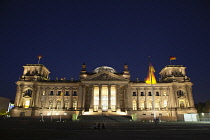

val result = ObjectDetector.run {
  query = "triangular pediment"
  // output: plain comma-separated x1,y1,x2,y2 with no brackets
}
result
83,71,127,81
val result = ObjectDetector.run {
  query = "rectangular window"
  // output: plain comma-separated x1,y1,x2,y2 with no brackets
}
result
156,92,159,96
65,91,70,96
50,91,54,96
132,92,137,96
24,100,30,108
73,91,77,96
140,92,144,96
132,100,137,110
57,91,61,96
148,92,152,96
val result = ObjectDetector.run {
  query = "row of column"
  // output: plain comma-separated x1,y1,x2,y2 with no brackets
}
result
89,85,120,111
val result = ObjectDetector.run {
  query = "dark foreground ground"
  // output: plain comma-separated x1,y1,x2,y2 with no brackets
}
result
1,119,210,140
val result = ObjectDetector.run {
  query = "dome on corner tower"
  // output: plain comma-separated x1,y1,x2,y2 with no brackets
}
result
93,66,117,73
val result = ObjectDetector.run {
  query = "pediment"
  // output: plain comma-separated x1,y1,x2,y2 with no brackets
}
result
83,72,126,81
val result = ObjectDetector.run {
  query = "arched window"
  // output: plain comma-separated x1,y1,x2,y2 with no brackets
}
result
24,89,32,97
56,100,61,109
64,101,69,109
177,90,184,97
73,100,77,110
49,100,53,109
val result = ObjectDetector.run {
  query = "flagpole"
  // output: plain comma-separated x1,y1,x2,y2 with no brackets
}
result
151,72,156,121
148,56,156,121
38,58,40,64
37,55,42,64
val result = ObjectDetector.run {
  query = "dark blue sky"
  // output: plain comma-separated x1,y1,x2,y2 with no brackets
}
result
0,0,210,103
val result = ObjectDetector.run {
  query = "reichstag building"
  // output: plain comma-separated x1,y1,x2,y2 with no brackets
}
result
11,63,197,121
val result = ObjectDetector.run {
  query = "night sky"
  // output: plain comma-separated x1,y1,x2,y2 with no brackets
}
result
1,0,210,103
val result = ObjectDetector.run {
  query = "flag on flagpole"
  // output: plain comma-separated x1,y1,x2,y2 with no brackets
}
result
38,55,42,64
170,56,176,60
38,55,42,59
145,62,157,84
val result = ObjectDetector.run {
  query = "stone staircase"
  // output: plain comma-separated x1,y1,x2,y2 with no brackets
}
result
77,115,132,122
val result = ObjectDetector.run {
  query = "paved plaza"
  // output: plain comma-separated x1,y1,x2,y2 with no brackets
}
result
1,119,210,140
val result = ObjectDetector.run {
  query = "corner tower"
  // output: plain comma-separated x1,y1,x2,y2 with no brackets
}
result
20,64,50,81
159,65,190,82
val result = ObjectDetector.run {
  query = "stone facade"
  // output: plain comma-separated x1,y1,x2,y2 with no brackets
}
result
11,63,197,121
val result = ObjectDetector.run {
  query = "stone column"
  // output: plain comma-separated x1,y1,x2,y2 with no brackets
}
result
137,88,140,110
172,86,179,108
108,85,111,112
186,85,195,108
53,88,57,109
61,87,65,109
45,88,49,108
89,85,94,112
31,86,36,107
35,86,41,108
116,85,121,112
169,87,176,108
98,85,102,112
14,86,21,107
144,88,147,109
82,85,86,110
69,87,73,109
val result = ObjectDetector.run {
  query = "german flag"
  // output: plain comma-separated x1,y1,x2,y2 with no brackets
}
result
170,56,176,60
38,55,42,59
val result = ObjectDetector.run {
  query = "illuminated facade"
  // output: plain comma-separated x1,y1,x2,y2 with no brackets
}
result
12,63,197,121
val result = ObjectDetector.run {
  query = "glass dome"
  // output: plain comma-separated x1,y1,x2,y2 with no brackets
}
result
93,66,117,73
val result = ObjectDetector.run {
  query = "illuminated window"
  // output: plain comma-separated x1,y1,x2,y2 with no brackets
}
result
180,101,185,108
132,100,137,110
42,91,45,96
49,100,53,109
111,86,116,111
24,100,30,108
93,87,99,111
140,101,144,109
73,100,77,110
64,102,69,109
163,92,167,96
164,100,167,108
155,101,160,109
101,86,108,111
148,101,152,109
56,100,61,109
